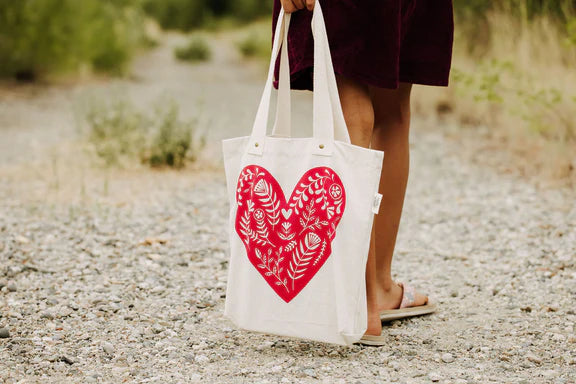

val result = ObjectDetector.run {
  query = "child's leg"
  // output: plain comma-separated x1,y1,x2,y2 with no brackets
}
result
368,82,429,311
335,74,382,336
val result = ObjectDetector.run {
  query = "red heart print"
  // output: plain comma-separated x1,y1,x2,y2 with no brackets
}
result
235,165,346,303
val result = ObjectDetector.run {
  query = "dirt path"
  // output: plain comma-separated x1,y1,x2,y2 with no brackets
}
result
0,29,574,384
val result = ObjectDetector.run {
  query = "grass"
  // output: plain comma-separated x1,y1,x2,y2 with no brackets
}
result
412,8,576,183
74,90,206,169
235,19,272,60
175,34,212,62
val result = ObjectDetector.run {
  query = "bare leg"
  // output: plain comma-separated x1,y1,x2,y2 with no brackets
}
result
368,82,428,311
335,74,382,336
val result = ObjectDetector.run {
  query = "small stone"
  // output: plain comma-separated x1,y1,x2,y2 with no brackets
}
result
551,333,565,342
184,354,195,362
59,307,73,318
60,356,75,365
302,368,317,378
428,372,442,382
192,341,208,350
0,328,10,338
410,370,426,378
47,298,59,306
102,342,114,355
68,302,80,311
7,283,17,292
442,352,455,363
195,354,209,364
256,341,274,351
450,290,459,297
526,353,542,364
151,286,165,294
539,369,557,378
15,235,30,244
41,312,55,320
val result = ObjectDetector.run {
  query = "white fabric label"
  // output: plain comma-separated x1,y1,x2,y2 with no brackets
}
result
372,192,383,214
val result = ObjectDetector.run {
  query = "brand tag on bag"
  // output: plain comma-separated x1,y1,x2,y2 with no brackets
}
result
372,192,383,214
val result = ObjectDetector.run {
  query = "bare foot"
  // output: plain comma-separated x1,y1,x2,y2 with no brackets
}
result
377,280,429,312
365,307,383,336
364,281,430,337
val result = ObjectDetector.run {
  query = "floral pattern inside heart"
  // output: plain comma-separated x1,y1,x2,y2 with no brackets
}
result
235,165,346,303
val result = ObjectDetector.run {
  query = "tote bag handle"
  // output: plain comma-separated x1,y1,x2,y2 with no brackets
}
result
248,0,351,157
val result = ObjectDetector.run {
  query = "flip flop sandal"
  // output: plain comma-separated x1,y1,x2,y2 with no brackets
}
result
356,333,388,347
355,282,437,346
379,281,437,322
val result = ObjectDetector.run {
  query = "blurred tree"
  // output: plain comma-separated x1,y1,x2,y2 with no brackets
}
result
0,0,146,80
454,0,575,21
140,0,273,31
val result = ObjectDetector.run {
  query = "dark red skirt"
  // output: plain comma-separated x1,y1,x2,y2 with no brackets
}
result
272,0,454,91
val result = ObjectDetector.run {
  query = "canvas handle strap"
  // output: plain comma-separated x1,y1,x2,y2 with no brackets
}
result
249,0,351,156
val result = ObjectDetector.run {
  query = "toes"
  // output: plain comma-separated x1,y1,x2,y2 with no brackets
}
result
419,292,429,306
413,291,429,307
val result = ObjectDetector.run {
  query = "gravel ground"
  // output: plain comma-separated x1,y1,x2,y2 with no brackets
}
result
1,31,575,384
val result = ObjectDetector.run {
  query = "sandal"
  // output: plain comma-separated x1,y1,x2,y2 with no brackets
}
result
379,281,437,322
355,281,437,346
356,333,387,346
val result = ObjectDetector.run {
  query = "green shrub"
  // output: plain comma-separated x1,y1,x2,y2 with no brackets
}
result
141,0,210,32
237,33,270,59
75,91,205,168
140,0,273,31
175,35,212,62
144,99,201,168
454,0,575,21
235,20,272,60
454,0,576,51
0,0,147,80
80,93,148,167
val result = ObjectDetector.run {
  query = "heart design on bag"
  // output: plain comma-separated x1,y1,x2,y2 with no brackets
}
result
235,165,346,303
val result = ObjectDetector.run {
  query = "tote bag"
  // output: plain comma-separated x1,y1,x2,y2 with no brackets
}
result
221,0,384,346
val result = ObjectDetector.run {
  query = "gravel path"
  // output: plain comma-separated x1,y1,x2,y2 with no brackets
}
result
0,30,574,384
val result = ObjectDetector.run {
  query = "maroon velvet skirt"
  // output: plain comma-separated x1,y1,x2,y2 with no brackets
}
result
272,0,454,91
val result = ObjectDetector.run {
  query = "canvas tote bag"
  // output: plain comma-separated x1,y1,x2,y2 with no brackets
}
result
221,0,384,345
